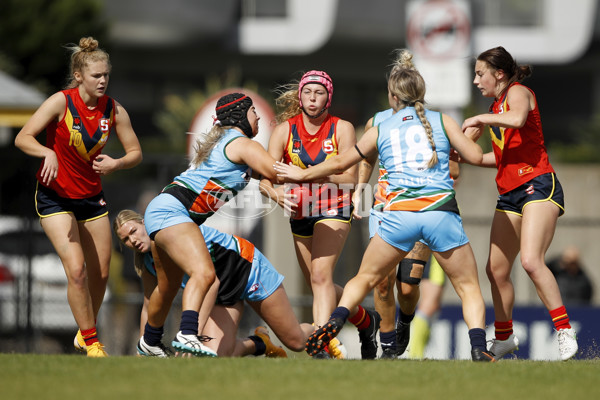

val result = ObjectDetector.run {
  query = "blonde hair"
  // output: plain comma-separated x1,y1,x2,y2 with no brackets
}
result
388,49,437,168
191,125,227,168
274,82,302,123
64,36,111,89
113,209,145,277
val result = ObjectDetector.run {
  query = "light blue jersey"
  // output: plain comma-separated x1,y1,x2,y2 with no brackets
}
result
163,128,252,223
377,107,457,212
371,108,394,127
142,224,283,304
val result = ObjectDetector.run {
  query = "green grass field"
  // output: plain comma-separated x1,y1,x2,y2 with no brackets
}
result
1,354,599,400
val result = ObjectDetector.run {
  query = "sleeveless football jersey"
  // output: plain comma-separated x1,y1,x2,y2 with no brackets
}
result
142,225,254,305
36,88,114,198
377,107,458,213
370,109,394,211
281,113,351,214
489,83,554,194
163,128,251,224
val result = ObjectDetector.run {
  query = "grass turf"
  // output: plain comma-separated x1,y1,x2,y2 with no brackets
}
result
1,354,599,400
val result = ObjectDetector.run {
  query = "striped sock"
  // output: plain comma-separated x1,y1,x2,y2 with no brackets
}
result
81,327,99,346
494,320,513,341
550,306,572,330
348,305,370,331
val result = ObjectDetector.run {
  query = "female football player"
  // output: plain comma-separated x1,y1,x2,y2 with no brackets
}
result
260,71,380,359
462,46,577,360
114,210,313,357
14,36,142,357
275,50,495,362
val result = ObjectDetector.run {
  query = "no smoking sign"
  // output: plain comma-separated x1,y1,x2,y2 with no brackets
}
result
407,0,471,59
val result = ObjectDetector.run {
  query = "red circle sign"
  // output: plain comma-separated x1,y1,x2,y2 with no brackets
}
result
407,0,471,59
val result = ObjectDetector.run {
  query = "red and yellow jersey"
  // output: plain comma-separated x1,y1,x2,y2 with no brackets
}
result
489,83,554,194
282,113,340,167
37,88,114,199
281,113,351,213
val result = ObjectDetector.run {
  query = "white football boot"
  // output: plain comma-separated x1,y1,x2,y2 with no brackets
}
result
488,334,519,359
557,328,578,361
172,331,218,357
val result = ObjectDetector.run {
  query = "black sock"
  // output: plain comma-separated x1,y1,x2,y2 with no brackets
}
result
248,335,267,356
399,310,415,324
144,323,164,346
468,328,487,351
330,307,350,323
180,310,199,335
380,330,397,351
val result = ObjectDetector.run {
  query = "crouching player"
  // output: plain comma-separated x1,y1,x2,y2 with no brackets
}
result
113,209,314,357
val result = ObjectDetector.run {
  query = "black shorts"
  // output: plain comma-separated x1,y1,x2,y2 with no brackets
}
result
35,182,108,222
290,204,353,238
496,172,565,216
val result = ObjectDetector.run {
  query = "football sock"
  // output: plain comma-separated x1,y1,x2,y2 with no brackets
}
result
468,328,487,351
399,310,415,324
180,310,199,335
550,306,572,330
380,330,396,351
144,323,164,346
494,320,513,341
330,306,350,323
348,305,370,330
409,311,431,359
81,327,99,347
248,335,267,356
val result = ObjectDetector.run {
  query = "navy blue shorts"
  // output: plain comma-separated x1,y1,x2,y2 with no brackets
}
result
290,204,353,238
496,173,565,216
35,182,108,222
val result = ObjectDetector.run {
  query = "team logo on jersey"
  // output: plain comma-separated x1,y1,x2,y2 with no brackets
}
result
525,184,535,195
72,117,82,131
292,139,302,154
518,165,533,176
325,208,338,216
402,115,414,121
322,139,334,154
99,118,110,133
99,198,106,206
249,283,259,293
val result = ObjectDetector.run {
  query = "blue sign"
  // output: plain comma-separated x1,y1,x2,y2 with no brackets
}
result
422,306,599,360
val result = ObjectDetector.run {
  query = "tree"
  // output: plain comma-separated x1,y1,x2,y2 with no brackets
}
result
0,0,108,94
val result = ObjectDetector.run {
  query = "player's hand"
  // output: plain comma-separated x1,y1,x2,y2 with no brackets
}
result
351,188,363,220
282,185,299,218
93,154,120,175
462,117,484,135
273,161,305,182
40,150,58,185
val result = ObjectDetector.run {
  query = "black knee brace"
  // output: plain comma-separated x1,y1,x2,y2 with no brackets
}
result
397,258,426,285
